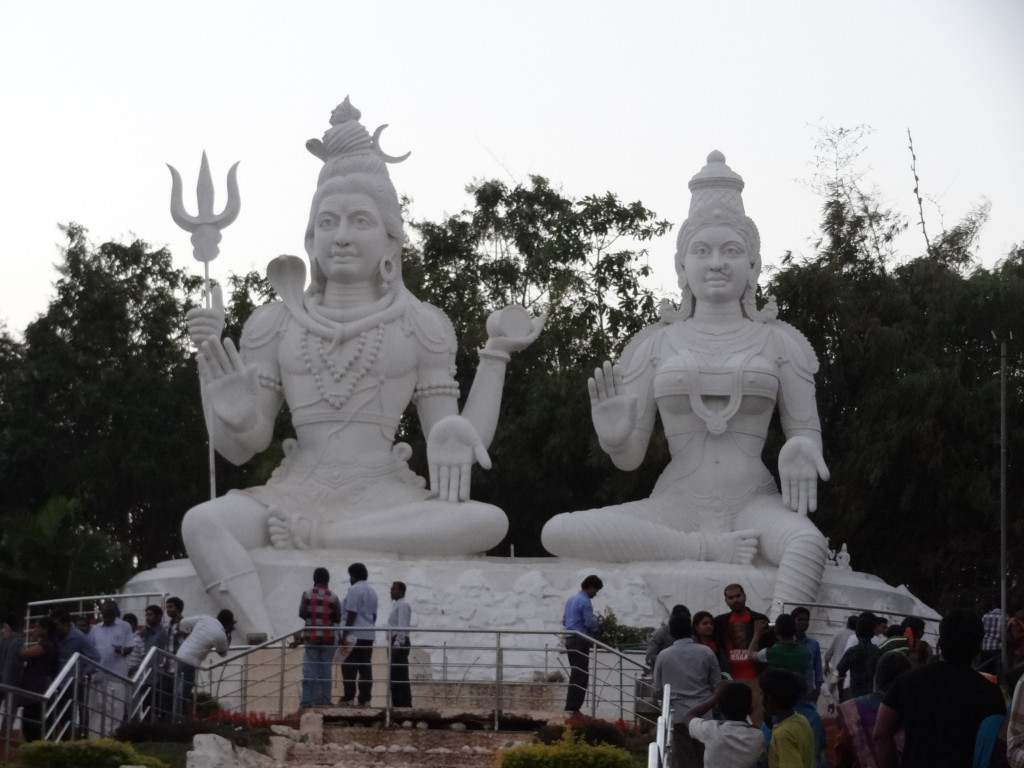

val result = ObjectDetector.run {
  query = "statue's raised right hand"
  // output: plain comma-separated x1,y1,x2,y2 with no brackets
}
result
196,336,259,431
588,361,637,447
186,284,226,348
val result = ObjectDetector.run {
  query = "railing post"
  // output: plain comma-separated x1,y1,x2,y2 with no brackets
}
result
1,689,11,762
589,643,597,719
240,651,250,714
278,642,286,720
385,629,392,729
494,632,502,731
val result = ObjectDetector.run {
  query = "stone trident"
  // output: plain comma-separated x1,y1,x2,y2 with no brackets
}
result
167,152,240,500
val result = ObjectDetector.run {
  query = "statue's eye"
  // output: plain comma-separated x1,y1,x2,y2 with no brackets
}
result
352,213,375,229
691,245,708,257
317,215,337,230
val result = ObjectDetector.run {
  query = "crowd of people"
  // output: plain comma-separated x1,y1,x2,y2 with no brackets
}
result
0,597,234,740
563,577,1024,768
0,561,416,742
8,573,1024,767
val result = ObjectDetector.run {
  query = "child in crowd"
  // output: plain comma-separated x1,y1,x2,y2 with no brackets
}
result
760,668,813,768
682,680,765,767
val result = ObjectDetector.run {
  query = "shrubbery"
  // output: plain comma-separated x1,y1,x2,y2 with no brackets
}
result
116,712,271,752
498,730,633,768
15,738,168,768
596,609,654,649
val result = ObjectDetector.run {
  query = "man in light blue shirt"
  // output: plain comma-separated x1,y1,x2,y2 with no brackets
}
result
338,562,378,706
562,574,603,712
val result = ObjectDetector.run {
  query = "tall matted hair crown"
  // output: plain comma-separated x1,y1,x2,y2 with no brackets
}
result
305,96,410,187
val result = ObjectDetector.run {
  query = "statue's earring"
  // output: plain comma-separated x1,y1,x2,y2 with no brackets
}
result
380,255,396,283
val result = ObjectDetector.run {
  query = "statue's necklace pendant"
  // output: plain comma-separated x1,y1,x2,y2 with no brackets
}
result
301,324,386,409
706,414,728,435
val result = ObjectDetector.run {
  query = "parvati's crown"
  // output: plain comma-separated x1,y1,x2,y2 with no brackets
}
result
687,150,745,218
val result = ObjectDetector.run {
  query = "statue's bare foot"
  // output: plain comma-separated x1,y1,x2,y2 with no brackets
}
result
704,529,758,565
268,506,311,550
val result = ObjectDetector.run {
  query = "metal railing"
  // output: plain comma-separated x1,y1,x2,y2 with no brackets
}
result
25,592,169,627
0,623,655,759
200,626,652,730
647,684,672,768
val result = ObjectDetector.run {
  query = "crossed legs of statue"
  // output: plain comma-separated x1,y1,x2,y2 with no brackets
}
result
737,496,828,616
181,496,276,637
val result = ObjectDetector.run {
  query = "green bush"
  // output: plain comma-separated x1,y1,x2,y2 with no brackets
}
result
597,609,654,649
498,730,633,768
116,717,270,752
16,738,168,768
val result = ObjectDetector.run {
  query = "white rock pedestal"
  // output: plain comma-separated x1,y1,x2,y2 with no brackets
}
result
126,549,938,653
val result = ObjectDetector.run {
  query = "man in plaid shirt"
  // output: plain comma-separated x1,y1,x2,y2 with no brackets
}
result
980,603,1003,674
299,567,342,708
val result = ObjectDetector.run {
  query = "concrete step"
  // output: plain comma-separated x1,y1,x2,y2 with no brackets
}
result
272,708,548,768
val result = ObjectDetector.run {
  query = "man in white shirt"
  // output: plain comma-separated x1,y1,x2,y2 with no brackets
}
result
338,563,378,707
387,581,412,707
88,600,135,736
683,680,765,768
173,609,235,715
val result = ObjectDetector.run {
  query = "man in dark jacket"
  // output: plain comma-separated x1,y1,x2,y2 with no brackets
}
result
875,608,1005,768
713,583,769,724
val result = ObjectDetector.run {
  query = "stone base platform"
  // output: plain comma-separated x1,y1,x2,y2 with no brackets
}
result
125,548,939,653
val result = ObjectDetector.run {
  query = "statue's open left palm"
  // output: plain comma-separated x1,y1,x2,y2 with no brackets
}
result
779,436,830,515
428,415,491,503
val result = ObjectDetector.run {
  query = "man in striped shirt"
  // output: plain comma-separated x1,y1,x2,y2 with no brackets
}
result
299,567,342,708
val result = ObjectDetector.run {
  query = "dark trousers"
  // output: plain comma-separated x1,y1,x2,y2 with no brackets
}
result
163,663,196,718
565,636,593,712
341,640,374,704
390,640,412,708
671,723,705,768
20,699,43,742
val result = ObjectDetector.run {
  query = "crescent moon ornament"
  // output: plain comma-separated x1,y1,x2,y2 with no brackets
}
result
371,124,411,164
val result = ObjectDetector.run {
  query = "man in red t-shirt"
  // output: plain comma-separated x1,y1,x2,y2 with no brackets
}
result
713,583,770,724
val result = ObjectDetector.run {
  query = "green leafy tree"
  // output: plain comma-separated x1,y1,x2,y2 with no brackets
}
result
0,224,207,589
767,129,1024,609
401,176,672,553
0,496,130,610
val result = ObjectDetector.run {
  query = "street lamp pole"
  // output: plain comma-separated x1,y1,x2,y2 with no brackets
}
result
997,332,1012,676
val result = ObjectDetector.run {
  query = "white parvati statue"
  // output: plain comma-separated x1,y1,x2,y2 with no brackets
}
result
183,99,544,636
541,151,830,617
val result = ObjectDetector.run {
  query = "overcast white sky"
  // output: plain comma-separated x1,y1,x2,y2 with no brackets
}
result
1,0,1021,335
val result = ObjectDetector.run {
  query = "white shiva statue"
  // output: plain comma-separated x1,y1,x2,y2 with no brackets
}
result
541,151,830,617
183,98,544,635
